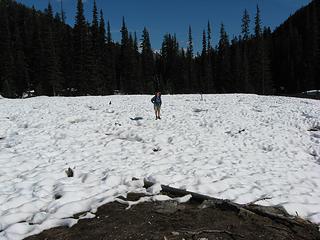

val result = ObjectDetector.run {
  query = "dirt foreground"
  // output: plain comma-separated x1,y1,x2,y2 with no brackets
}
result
26,191,320,240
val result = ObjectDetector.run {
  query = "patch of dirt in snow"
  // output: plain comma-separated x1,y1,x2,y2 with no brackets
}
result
26,193,320,240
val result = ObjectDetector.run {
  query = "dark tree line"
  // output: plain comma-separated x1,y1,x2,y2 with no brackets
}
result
0,0,319,98
272,0,320,93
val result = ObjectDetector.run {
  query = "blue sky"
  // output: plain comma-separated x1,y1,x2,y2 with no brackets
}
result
17,0,311,52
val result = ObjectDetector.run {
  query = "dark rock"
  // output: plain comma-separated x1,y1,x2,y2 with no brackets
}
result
54,193,62,200
65,168,74,178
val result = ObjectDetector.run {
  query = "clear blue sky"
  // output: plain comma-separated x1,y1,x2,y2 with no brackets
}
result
16,0,311,52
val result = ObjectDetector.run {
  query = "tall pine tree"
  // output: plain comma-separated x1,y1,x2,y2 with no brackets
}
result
73,0,89,94
89,0,103,94
43,3,63,96
217,23,231,92
241,9,250,40
254,5,262,39
141,27,154,93
99,10,113,94
186,26,194,93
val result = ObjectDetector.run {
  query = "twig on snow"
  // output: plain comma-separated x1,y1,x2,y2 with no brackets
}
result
244,196,272,206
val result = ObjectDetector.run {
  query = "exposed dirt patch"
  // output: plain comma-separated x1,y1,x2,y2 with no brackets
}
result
26,194,320,240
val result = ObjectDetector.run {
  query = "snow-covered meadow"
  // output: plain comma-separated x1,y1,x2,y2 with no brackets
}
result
0,94,320,239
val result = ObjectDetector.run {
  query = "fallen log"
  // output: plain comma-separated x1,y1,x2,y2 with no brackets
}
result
143,179,240,211
141,178,318,233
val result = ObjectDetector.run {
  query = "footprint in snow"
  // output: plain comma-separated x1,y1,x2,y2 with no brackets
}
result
88,106,98,111
130,117,143,121
302,112,314,119
311,133,320,139
193,108,208,113
153,147,161,152
308,126,320,132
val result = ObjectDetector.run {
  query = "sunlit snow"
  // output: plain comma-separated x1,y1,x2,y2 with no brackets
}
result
0,94,319,239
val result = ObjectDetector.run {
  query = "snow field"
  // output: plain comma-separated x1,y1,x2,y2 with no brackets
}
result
0,94,320,239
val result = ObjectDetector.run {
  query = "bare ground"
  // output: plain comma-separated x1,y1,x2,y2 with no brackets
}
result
26,192,320,240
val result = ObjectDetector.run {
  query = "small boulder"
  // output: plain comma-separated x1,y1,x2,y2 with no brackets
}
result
65,168,74,177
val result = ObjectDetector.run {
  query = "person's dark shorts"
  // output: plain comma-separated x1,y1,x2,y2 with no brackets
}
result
154,104,161,111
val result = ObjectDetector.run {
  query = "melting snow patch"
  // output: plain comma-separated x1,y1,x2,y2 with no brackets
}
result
78,212,96,220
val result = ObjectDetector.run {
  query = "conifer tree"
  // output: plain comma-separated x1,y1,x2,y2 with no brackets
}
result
242,9,250,40
207,21,214,92
200,30,209,93
73,0,89,94
186,25,194,92
58,16,73,95
98,10,106,51
207,21,212,52
254,5,262,39
91,0,99,39
60,0,66,23
45,27,63,96
251,5,272,94
98,10,112,94
202,30,207,56
141,27,154,92
261,29,273,94
30,7,47,95
119,17,131,92
43,3,63,96
160,33,180,92
100,14,115,94
187,26,194,58
107,20,112,44
230,37,241,92
241,9,252,93
132,31,142,92
217,23,231,92
44,2,53,19
89,0,103,94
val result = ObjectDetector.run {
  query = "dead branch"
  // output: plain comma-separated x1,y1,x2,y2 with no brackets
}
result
244,196,272,206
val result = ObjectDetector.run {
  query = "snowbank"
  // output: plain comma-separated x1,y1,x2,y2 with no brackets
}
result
0,94,320,239
304,90,320,94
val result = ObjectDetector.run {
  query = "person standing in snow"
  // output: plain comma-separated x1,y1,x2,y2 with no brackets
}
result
151,91,162,120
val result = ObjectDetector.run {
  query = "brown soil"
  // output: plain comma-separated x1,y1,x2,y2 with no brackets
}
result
26,193,320,240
